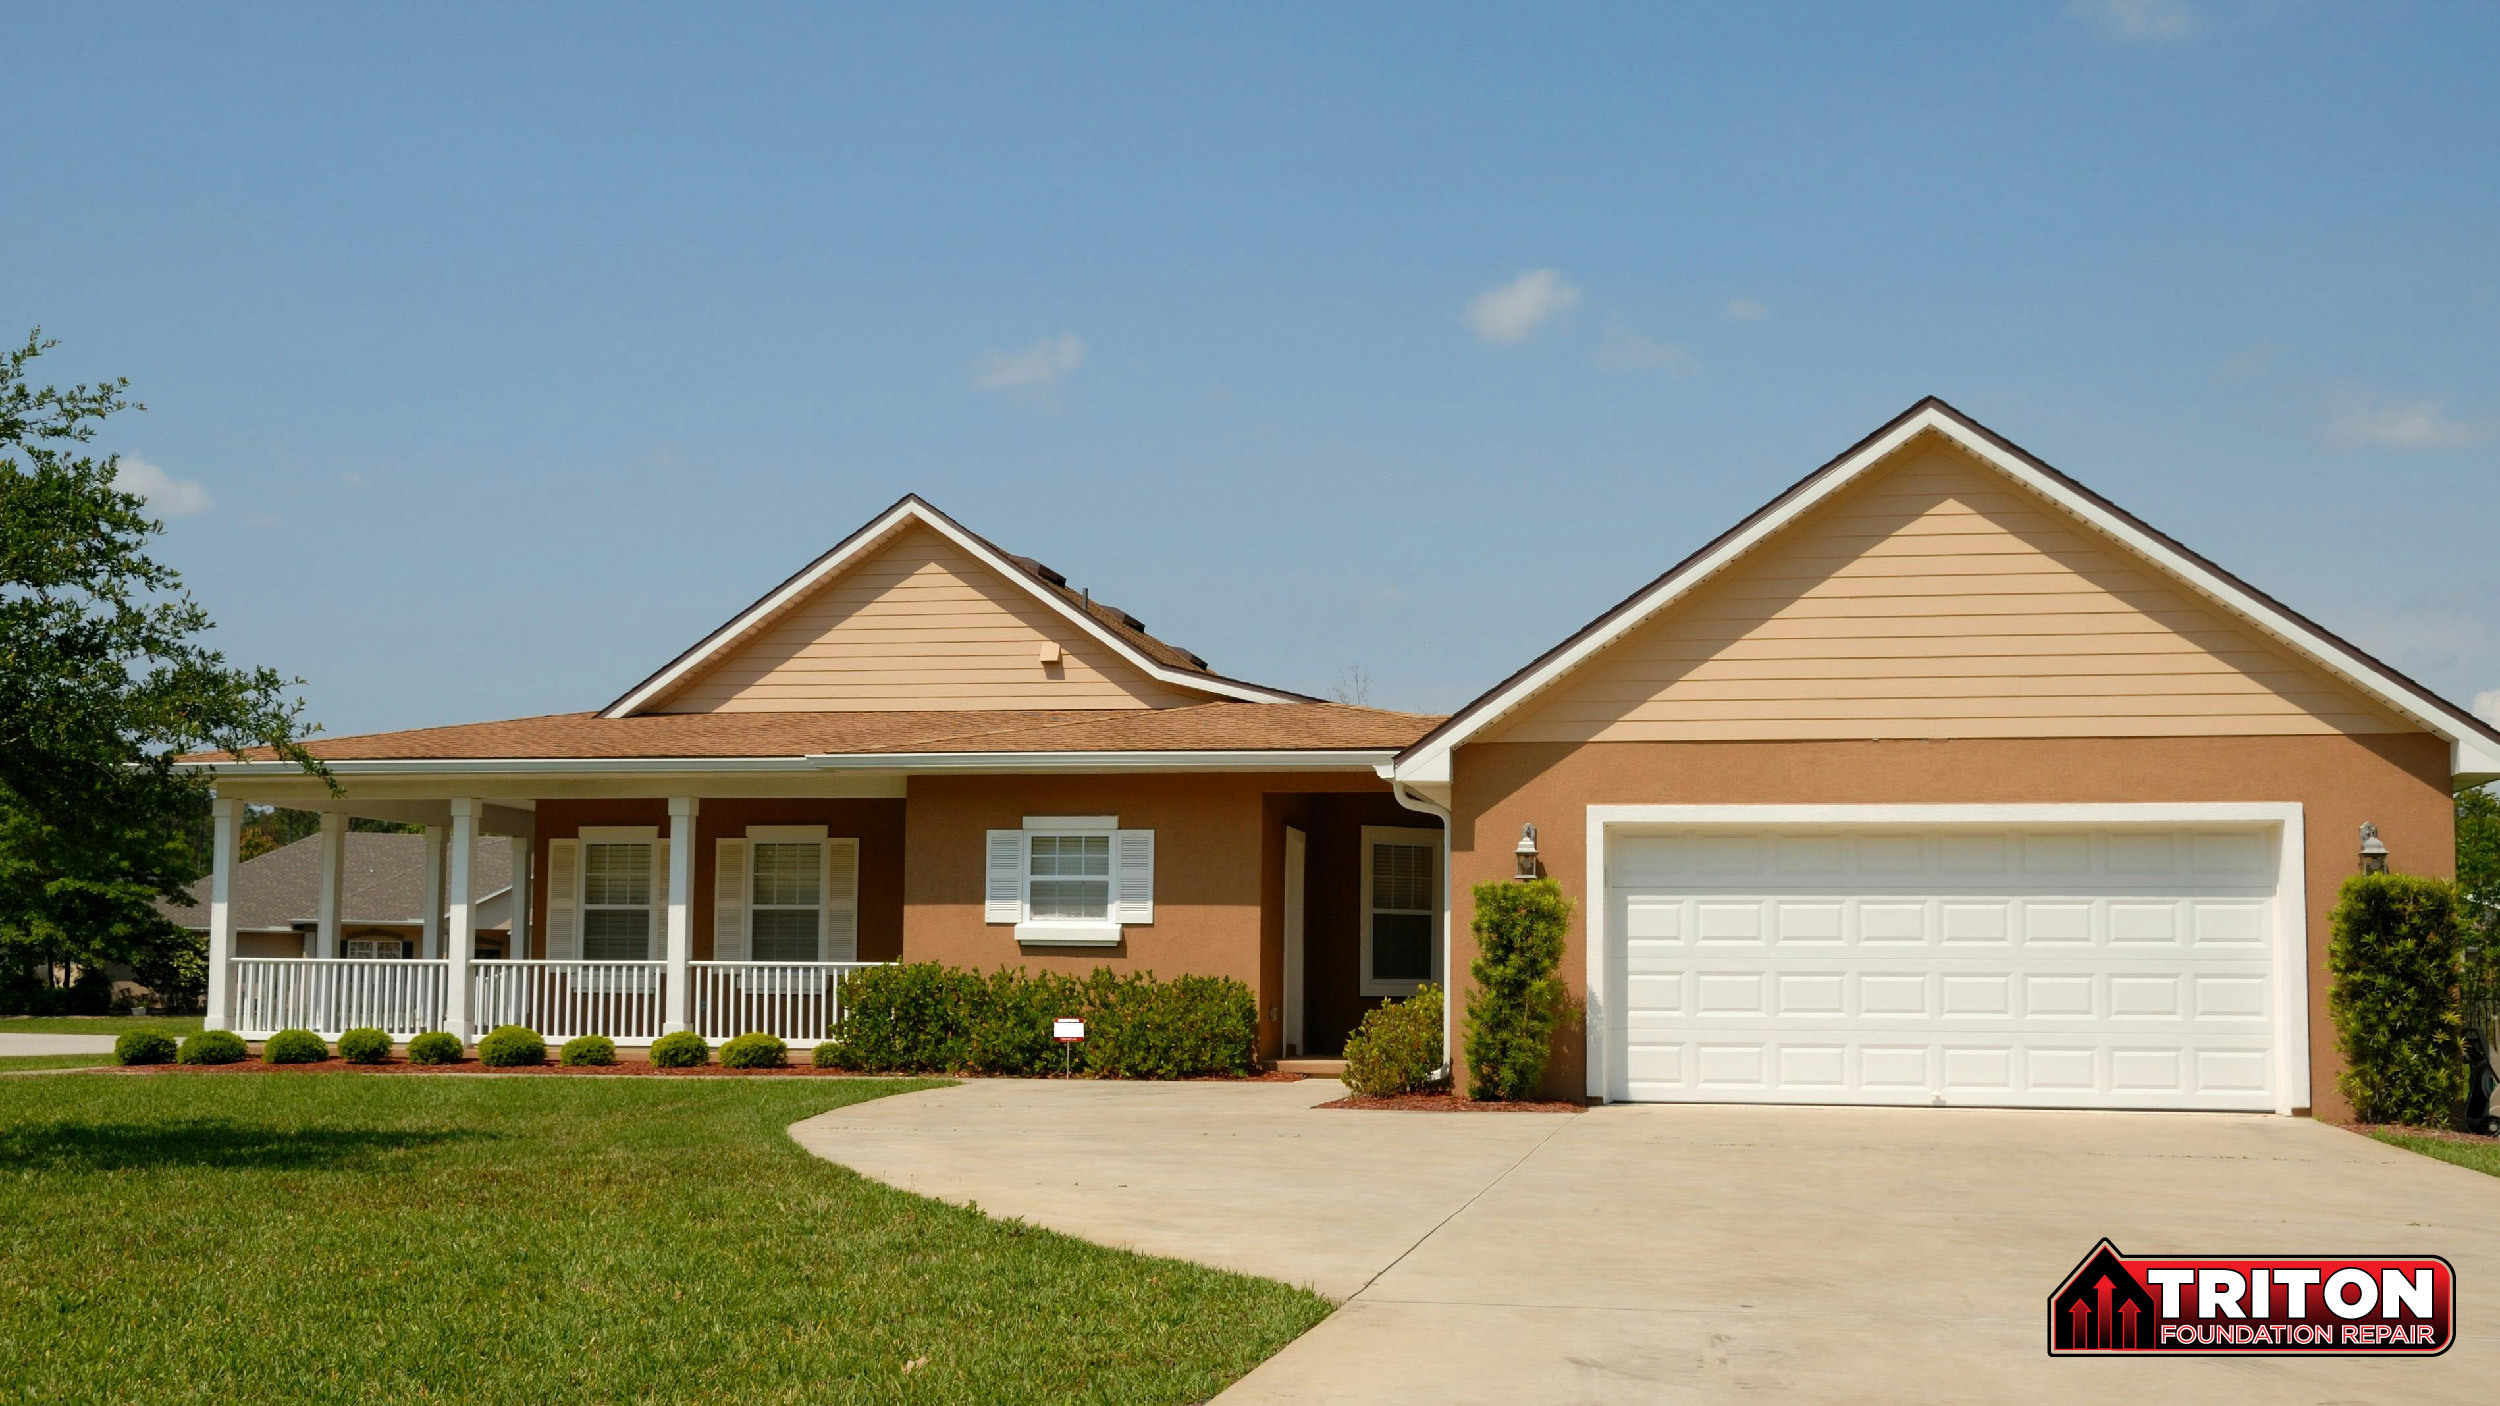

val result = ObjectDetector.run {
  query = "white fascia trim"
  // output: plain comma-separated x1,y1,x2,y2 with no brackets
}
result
808,749,1398,773
1014,922,1122,947
601,499,1301,716
1579,801,2309,1116
1398,404,2497,781
187,756,844,777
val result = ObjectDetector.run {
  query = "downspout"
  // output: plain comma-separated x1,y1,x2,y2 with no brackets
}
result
1384,771,1456,1082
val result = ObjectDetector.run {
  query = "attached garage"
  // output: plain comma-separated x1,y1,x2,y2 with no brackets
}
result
1590,807,2304,1112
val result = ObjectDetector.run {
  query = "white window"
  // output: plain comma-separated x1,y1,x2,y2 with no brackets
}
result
343,936,406,960
1028,833,1112,922
749,839,824,962
580,840,654,961
988,817,1152,947
1361,825,1442,997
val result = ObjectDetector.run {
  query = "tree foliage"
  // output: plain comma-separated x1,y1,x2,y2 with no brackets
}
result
2457,786,2500,1008
1463,877,1572,1101
0,330,323,1003
2328,871,2467,1126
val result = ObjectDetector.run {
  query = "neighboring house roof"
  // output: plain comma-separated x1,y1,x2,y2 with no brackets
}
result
157,832,515,933
1395,396,2500,786
599,495,1313,716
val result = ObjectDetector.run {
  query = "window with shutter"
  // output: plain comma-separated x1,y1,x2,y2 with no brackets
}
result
581,840,654,960
1009,816,1129,947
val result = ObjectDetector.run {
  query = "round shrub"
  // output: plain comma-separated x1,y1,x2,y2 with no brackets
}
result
176,1030,248,1065
811,1041,846,1069
1342,984,1444,1098
404,1031,464,1065
718,1032,787,1069
262,1028,328,1065
476,1025,547,1068
337,1027,394,1064
560,1034,617,1067
647,1030,711,1068
114,1030,177,1066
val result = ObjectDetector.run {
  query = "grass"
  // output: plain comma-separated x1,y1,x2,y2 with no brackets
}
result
0,1055,111,1072
0,1074,1331,1404
2367,1128,2500,1178
0,1015,202,1036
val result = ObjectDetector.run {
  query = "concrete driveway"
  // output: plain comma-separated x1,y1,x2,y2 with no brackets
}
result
0,1034,117,1056
793,1080,2500,1404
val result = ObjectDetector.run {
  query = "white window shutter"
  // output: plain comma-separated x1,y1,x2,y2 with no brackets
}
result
544,839,579,961
825,838,859,962
1114,829,1154,925
713,839,749,962
650,839,671,961
985,830,1023,924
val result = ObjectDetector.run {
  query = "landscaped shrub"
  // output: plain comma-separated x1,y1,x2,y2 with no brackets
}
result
337,1028,394,1064
2331,872,2468,1125
718,1032,788,1069
811,1041,845,1069
404,1031,463,1065
560,1034,617,1067
819,962,1256,1078
1342,984,1442,1097
113,1030,178,1066
648,1030,711,1068
176,1030,248,1065
477,1025,546,1068
1463,878,1573,1102
261,1029,329,1065
1079,970,1257,1079
821,962,981,1072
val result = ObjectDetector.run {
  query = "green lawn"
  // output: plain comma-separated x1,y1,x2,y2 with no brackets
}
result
0,1054,111,1072
0,1074,1331,1404
0,1014,203,1036
2368,1129,2500,1178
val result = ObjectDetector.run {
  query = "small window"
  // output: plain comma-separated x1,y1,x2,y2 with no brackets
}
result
581,841,654,961
750,840,823,962
1361,826,1441,997
343,936,406,960
1027,833,1112,923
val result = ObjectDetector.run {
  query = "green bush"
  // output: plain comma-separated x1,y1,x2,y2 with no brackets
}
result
176,1030,248,1065
261,1029,328,1065
336,1028,394,1064
404,1031,463,1065
819,962,1256,1078
2331,872,2468,1125
477,1025,546,1068
1342,985,1443,1097
1463,878,1573,1102
820,963,981,1072
648,1030,711,1068
1079,970,1258,1079
559,1034,617,1067
113,1030,178,1066
718,1032,788,1069
811,1041,845,1069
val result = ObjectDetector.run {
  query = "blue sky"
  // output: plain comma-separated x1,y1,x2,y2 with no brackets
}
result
5,2,2496,734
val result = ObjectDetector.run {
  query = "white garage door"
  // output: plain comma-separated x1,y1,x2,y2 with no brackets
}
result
1605,824,2284,1111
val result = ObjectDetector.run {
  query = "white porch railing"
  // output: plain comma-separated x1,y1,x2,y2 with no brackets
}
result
471,961,669,1043
230,958,448,1039
690,962,885,1047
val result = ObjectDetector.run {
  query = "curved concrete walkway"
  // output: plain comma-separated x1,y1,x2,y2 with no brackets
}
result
794,1081,2500,1404
0,1034,118,1055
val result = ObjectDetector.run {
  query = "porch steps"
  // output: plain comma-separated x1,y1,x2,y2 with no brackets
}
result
1274,1058,1346,1077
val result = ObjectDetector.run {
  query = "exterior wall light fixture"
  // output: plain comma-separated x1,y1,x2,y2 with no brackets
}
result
1515,822,1540,880
2359,822,2389,875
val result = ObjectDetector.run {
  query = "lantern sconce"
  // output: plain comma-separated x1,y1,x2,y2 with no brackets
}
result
2359,822,2388,875
1514,822,1540,881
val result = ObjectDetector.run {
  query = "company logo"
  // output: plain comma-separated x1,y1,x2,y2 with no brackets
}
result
2047,1239,2452,1356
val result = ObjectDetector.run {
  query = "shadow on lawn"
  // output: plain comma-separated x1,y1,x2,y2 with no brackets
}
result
0,1119,499,1173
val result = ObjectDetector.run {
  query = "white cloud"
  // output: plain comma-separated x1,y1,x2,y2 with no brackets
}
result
2321,395,2494,452
1593,329,1700,375
972,335,1086,390
1464,269,1580,344
2069,0,2205,42
111,455,213,519
1722,296,1769,323
2477,689,2500,727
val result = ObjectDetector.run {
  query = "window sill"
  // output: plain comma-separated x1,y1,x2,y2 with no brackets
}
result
1015,922,1122,948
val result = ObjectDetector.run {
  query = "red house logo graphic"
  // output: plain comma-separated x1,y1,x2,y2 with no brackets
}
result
2046,1239,2453,1357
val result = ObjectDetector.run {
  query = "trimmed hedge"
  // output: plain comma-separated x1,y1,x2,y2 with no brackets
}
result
261,1029,329,1065
560,1034,617,1067
2330,872,2467,1125
1463,878,1572,1102
811,1041,844,1069
176,1030,248,1065
820,963,1257,1078
113,1030,178,1066
337,1028,394,1064
648,1031,711,1068
477,1025,547,1068
719,1032,788,1069
1342,984,1442,1097
405,1031,463,1065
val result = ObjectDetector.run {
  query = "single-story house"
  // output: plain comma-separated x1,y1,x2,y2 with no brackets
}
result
192,398,2499,1120
159,830,515,959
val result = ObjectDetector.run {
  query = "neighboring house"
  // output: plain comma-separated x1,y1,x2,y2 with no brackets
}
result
160,832,515,959
192,399,2500,1122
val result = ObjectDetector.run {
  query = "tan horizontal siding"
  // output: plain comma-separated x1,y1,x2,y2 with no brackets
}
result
1495,434,2410,744
658,525,1205,713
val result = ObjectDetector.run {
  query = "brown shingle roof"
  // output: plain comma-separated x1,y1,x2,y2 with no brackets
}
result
197,703,1440,763
156,832,513,931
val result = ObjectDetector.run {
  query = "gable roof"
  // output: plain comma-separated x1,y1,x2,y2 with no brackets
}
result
156,832,513,933
1394,397,2500,785
601,495,1312,716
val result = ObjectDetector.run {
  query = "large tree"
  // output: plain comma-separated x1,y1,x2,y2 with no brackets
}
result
0,330,324,1005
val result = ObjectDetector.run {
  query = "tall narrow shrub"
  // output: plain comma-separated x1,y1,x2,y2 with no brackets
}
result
2329,872,2466,1126
1463,878,1572,1102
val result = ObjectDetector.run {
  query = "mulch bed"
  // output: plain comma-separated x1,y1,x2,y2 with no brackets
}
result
2351,1122,2500,1147
122,1058,1313,1081
1319,1092,1584,1113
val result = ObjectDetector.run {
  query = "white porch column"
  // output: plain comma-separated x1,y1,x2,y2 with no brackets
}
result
507,834,532,960
204,796,242,1032
420,824,447,959
663,796,697,1034
445,800,479,1041
313,811,347,959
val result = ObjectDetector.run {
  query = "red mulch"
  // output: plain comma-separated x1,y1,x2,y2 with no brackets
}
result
127,1058,1311,1081
1319,1092,1585,1113
2351,1122,2500,1147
